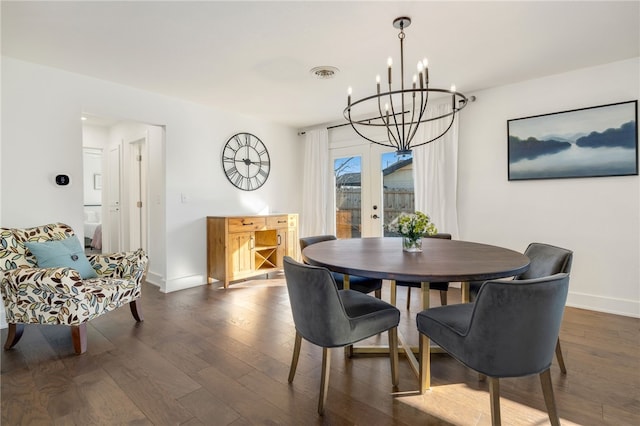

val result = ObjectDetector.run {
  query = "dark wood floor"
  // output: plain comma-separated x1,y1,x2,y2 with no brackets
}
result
2,275,639,425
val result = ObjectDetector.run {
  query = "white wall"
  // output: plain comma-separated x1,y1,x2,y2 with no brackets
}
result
2,56,637,317
1,57,302,296
458,58,640,317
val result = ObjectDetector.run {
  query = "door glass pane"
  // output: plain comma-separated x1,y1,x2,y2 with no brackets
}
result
382,152,415,237
334,156,361,238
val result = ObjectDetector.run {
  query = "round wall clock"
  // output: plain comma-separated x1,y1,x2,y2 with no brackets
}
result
222,132,271,191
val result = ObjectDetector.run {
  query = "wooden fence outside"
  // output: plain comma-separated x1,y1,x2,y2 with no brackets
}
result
336,188,415,237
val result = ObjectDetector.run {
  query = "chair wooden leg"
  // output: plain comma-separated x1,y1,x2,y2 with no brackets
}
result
129,299,144,322
4,323,24,350
406,287,411,310
390,280,397,306
318,347,331,415
388,327,399,386
555,338,567,374
439,290,448,306
419,333,430,393
288,332,302,383
71,323,87,354
489,377,501,426
540,368,561,426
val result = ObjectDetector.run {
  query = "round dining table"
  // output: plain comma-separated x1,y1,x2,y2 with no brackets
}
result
302,236,530,284
301,236,530,389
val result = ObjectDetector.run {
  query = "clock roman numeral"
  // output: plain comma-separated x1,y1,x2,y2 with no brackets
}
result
233,173,244,187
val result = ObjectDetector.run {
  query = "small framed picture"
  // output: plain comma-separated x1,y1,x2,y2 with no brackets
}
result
94,173,102,190
508,100,638,180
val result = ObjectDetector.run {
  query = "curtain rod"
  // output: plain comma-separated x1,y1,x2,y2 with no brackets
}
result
298,122,347,136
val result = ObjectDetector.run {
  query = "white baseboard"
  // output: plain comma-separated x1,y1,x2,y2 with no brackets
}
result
162,274,207,293
567,290,639,318
144,271,164,289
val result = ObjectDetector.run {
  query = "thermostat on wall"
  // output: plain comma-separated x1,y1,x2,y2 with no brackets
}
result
55,174,71,186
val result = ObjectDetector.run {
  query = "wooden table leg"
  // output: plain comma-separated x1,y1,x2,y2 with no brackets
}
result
420,282,430,310
390,280,397,306
461,281,470,303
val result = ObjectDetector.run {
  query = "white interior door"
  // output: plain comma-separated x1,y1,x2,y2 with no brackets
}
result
107,144,122,252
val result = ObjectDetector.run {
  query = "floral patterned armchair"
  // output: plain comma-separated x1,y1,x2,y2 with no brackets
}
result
0,223,148,354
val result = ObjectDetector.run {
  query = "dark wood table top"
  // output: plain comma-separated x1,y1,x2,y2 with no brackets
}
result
302,237,530,282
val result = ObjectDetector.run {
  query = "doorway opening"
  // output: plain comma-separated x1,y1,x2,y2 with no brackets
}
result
332,144,415,238
82,115,159,253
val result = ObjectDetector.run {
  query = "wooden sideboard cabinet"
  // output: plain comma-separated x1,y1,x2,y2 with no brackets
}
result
207,214,299,288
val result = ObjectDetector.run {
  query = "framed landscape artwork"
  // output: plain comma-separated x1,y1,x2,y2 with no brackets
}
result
508,100,638,180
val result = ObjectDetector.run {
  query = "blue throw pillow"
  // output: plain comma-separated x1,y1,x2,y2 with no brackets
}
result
25,236,98,279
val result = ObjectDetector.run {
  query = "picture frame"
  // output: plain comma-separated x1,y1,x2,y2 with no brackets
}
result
93,173,102,190
507,100,638,181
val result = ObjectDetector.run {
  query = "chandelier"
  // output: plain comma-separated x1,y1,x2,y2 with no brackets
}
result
344,17,470,155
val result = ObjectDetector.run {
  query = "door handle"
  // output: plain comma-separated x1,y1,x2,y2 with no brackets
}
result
372,214,379,219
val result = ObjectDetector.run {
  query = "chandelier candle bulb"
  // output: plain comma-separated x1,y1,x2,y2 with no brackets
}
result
376,75,381,94
387,57,393,84
347,86,352,105
424,59,429,84
450,85,456,110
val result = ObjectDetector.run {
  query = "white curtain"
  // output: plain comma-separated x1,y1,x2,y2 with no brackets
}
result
413,103,460,239
301,128,333,237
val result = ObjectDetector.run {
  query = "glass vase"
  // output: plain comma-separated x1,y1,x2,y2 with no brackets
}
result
402,236,423,252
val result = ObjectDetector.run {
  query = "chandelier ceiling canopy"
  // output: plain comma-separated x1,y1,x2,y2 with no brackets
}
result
344,17,473,155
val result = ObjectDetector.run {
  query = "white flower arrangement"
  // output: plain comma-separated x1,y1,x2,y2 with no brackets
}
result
387,211,437,242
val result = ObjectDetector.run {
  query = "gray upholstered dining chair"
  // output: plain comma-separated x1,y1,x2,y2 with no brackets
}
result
299,235,383,298
417,273,570,426
283,256,400,415
394,233,452,309
469,242,573,373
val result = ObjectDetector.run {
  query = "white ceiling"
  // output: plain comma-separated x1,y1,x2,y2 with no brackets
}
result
3,1,639,129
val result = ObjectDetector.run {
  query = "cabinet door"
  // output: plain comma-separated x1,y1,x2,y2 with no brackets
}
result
229,232,254,276
275,228,287,267
276,227,299,267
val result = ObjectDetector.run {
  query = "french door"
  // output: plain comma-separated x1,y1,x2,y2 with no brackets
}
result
332,143,415,238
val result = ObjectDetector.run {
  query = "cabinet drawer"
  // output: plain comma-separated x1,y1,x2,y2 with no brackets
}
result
267,215,290,228
229,217,266,233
